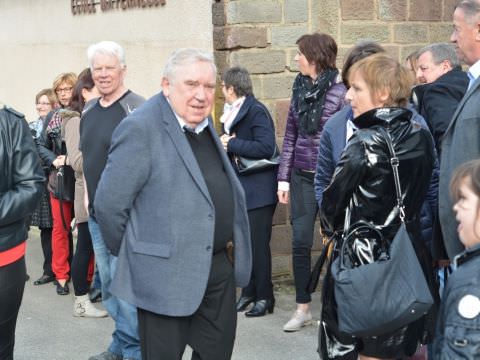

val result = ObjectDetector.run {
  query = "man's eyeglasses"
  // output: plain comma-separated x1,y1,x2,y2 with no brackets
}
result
56,87,73,94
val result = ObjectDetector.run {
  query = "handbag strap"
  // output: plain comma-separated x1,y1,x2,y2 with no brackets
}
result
58,154,70,231
377,127,406,223
342,126,406,233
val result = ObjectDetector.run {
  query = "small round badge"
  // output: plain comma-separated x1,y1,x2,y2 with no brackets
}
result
458,295,480,319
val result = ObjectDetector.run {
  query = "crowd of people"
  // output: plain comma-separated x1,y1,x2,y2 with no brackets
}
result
2,0,480,359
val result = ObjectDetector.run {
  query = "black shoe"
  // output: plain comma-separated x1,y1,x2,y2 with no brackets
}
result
25,274,30,282
89,288,102,303
245,299,275,317
34,274,55,286
236,296,255,312
56,282,69,295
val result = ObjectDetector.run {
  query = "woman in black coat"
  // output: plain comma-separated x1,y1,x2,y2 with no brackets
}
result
320,54,437,359
220,67,278,317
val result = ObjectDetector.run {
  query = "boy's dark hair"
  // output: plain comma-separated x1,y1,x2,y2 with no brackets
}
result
341,41,385,88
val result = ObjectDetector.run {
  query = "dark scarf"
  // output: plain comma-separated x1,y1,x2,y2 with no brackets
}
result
293,68,339,135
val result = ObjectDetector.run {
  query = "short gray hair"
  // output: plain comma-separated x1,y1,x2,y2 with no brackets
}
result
222,66,253,97
163,48,216,83
456,0,480,24
87,41,126,70
417,42,460,68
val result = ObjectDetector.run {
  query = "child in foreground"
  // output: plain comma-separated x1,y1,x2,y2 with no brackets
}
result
433,159,480,359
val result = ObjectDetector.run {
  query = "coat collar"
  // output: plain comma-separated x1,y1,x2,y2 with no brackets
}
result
454,243,480,267
352,107,412,129
228,95,255,131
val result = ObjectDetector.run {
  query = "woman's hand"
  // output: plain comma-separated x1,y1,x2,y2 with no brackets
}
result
277,190,289,204
52,155,66,169
220,133,236,151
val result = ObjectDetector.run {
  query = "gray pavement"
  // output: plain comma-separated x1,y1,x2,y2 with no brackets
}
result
14,230,321,360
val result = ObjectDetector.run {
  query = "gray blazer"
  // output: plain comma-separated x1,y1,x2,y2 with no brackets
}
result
94,92,252,316
439,78,480,259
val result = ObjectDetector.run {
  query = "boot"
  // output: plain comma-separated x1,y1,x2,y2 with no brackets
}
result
74,295,108,318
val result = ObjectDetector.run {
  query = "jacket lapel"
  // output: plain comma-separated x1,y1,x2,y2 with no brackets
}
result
158,94,213,207
444,77,480,135
207,121,245,207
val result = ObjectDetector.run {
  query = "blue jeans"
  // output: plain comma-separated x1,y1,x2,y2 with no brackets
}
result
88,217,140,360
92,266,101,290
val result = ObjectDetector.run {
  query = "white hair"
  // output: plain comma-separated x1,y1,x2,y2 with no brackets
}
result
163,48,216,83
87,41,126,70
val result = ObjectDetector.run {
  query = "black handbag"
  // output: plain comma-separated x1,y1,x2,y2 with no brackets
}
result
232,103,280,175
331,127,434,338
47,141,75,203
49,165,75,202
234,145,280,175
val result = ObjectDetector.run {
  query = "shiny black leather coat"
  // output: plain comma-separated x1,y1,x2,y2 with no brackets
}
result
0,107,44,252
321,107,435,233
320,108,438,357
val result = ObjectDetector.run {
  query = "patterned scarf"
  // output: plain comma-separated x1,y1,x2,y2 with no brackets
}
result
46,109,63,135
293,68,339,135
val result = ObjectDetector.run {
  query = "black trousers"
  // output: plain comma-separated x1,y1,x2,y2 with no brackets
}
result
71,222,94,296
242,204,276,300
40,228,53,277
290,169,318,304
137,252,236,360
0,257,26,360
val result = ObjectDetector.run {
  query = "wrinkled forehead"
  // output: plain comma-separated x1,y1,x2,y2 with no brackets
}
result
173,60,216,84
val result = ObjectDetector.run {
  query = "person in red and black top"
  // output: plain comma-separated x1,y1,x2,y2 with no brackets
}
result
0,105,44,359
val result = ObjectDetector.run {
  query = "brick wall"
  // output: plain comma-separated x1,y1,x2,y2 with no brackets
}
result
212,0,455,275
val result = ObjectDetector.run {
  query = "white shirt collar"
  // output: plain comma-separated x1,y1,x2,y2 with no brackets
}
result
468,59,480,81
220,96,246,134
166,98,209,134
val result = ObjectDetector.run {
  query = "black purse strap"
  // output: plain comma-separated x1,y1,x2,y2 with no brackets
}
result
377,127,406,223
58,154,70,231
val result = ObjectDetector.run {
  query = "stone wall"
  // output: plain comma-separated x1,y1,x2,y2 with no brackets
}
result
212,0,455,275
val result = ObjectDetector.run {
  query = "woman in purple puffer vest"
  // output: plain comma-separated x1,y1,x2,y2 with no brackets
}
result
277,32,346,332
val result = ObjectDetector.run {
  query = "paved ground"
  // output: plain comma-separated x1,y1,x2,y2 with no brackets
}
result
14,230,322,360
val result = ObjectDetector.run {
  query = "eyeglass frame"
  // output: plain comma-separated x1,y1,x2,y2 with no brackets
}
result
55,87,73,95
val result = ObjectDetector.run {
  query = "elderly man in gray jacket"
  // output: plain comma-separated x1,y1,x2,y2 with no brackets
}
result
94,48,252,360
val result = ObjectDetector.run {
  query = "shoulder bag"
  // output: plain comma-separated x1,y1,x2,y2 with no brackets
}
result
47,141,75,203
331,127,433,337
234,145,280,175
233,104,280,175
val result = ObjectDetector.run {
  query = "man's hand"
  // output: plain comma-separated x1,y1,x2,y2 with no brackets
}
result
277,190,289,204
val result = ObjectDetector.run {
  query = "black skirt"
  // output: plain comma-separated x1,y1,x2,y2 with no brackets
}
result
30,186,52,229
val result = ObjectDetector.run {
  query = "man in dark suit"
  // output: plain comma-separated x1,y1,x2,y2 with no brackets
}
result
94,48,252,360
414,42,469,155
440,0,480,260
